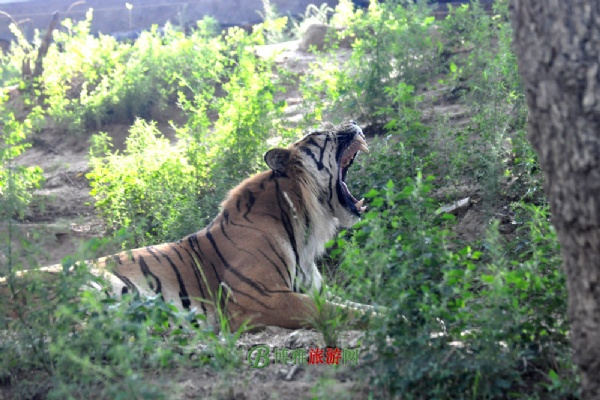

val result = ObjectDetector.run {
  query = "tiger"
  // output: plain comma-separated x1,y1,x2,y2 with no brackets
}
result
0,121,374,332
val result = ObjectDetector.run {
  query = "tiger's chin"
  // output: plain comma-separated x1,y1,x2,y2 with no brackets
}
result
336,209,362,229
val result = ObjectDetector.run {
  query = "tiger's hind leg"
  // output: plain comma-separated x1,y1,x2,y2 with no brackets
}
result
226,291,376,332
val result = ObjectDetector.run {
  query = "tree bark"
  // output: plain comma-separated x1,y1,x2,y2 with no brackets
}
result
509,1,600,398
32,11,61,79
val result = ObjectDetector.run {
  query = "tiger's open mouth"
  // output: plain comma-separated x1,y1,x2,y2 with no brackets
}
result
338,134,369,216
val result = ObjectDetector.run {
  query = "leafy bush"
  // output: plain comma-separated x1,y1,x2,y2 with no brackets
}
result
301,0,441,124
0,91,45,224
0,21,36,86
88,119,200,246
438,0,529,204
332,175,573,399
41,12,225,134
88,24,290,247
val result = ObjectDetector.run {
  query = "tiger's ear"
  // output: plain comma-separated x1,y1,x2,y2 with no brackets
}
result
264,148,290,173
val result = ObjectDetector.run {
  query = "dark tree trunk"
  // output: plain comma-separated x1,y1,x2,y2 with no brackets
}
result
32,12,61,79
509,1,600,398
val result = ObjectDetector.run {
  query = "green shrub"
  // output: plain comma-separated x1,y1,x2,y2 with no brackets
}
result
88,24,291,247
437,0,530,205
42,12,225,134
0,21,36,86
332,175,574,398
88,119,201,247
201,25,290,197
301,0,440,124
0,101,44,223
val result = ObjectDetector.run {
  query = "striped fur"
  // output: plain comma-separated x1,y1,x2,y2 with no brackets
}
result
1,122,373,331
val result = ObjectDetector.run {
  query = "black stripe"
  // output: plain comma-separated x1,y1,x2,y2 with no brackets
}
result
205,229,270,297
114,272,139,295
237,210,280,222
327,173,335,211
219,219,260,258
243,190,256,221
305,137,320,147
146,246,162,263
302,137,329,170
300,147,322,169
258,248,289,287
303,211,312,244
264,289,298,294
228,286,272,310
265,240,293,285
228,219,293,286
318,136,330,168
169,243,184,262
220,219,232,241
181,246,209,315
274,179,301,268
151,246,192,310
223,209,230,224
138,255,162,296
188,234,223,285
111,254,122,265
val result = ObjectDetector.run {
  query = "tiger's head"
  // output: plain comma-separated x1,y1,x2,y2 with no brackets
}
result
264,121,368,228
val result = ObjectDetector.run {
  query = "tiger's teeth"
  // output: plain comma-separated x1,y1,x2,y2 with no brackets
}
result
355,198,364,208
355,137,369,153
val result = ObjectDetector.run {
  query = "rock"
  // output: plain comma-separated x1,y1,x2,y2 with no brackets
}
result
435,197,471,215
298,24,354,52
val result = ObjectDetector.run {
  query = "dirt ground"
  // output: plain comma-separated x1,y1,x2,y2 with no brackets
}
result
2,38,508,399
